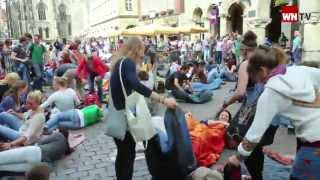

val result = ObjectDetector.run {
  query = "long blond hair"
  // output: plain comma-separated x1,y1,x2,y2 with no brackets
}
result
0,73,20,86
27,90,43,105
112,37,144,68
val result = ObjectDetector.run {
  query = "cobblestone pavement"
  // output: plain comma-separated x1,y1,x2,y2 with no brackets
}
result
50,83,296,180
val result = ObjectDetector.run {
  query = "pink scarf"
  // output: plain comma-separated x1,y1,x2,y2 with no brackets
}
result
262,64,287,84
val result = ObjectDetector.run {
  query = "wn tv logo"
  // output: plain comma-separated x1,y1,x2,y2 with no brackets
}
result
281,5,312,23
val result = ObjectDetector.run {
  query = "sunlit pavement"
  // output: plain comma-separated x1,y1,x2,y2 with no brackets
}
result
50,83,296,180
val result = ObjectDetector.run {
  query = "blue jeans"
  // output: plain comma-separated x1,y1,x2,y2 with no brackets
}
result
291,146,320,179
89,73,103,102
203,48,211,63
32,63,44,90
293,48,302,64
215,51,222,64
191,78,223,92
271,115,294,128
15,62,30,85
46,110,81,132
0,112,22,141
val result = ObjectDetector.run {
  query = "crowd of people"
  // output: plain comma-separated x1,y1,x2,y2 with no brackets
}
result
0,27,317,180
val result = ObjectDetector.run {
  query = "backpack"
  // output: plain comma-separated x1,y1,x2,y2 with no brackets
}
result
84,92,101,107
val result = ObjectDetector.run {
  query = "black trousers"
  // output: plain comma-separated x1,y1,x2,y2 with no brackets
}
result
244,126,278,180
114,132,136,180
114,132,158,180
244,145,264,180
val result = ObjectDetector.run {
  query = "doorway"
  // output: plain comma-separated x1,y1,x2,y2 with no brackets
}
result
227,3,243,34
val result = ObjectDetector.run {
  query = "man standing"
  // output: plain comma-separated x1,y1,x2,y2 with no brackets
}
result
292,31,302,64
11,37,30,83
29,35,46,90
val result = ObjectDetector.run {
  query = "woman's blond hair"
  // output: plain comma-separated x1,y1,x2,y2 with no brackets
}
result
27,90,43,104
0,73,20,86
112,37,144,68
53,76,68,87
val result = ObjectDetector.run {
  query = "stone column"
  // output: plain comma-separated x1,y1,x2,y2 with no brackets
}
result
219,17,228,36
300,0,320,62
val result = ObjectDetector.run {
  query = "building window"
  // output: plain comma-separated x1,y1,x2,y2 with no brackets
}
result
68,23,72,36
45,27,49,38
38,27,43,38
125,0,132,11
37,1,47,20
59,3,67,21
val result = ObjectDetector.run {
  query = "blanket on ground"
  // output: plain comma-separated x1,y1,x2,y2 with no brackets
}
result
186,114,226,167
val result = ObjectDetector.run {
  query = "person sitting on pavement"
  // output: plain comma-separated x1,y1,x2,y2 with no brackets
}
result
0,80,28,113
0,73,21,102
43,105,103,134
0,91,45,146
191,61,208,84
165,64,192,99
207,59,237,83
41,76,80,116
0,128,73,173
167,58,180,77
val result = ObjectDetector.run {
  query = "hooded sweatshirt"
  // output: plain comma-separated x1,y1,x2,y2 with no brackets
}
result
239,66,320,156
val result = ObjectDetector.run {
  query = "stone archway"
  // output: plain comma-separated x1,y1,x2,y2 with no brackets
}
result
265,1,283,43
227,3,244,34
193,7,203,25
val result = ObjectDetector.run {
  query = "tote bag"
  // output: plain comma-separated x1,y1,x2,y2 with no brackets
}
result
119,59,156,142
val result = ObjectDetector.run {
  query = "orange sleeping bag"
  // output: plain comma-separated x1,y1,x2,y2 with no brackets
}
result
186,114,227,167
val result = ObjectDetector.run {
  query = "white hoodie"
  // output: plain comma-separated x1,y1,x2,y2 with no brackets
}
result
239,66,320,156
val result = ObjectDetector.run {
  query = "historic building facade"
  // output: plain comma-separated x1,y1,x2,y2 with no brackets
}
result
6,0,73,40
85,0,139,37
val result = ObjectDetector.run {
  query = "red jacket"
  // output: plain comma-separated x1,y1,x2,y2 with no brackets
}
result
77,55,108,79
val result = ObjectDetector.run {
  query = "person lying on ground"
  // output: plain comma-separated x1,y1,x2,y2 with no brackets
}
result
43,105,103,134
0,91,45,146
41,76,80,115
186,110,232,167
0,129,73,173
0,80,28,113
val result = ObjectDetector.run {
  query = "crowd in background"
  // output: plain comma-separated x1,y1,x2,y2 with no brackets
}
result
0,28,313,180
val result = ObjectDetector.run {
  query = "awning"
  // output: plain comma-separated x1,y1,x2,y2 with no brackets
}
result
122,24,178,36
176,25,208,34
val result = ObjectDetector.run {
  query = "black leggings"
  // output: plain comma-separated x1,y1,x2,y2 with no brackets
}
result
114,132,158,180
244,126,278,180
114,132,136,180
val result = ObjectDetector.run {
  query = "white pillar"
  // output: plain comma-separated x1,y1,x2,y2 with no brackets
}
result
300,0,320,62
220,18,227,36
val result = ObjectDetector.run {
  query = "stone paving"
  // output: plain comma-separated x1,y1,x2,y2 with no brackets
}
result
50,83,296,180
